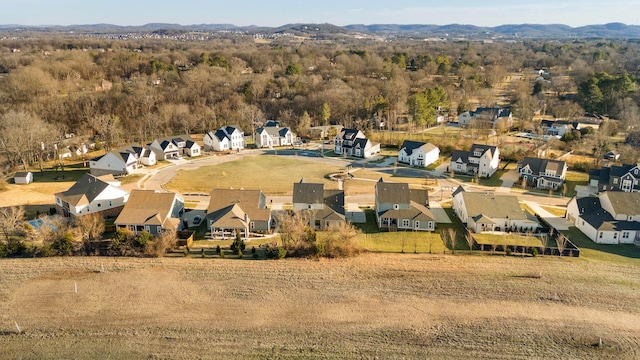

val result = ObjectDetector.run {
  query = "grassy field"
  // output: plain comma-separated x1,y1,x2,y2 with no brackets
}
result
562,227,640,266
166,155,432,195
1,254,639,359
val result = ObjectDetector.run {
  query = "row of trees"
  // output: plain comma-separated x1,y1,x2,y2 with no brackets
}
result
2,35,640,174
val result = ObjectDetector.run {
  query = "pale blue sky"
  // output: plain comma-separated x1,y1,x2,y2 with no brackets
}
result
1,0,638,27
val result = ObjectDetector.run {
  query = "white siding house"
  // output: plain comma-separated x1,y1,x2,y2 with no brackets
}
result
398,141,440,168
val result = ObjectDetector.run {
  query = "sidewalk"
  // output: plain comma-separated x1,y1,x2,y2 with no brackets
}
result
523,200,571,231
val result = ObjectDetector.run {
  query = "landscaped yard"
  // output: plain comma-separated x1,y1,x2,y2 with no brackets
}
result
473,233,543,247
561,227,640,265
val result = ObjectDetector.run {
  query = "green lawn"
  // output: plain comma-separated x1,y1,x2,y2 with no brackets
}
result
473,233,543,247
355,209,448,253
165,155,342,194
119,174,144,184
561,227,640,265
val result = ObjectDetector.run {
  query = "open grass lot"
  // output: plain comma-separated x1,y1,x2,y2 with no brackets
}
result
1,254,639,359
2,165,89,207
166,154,432,195
166,155,341,194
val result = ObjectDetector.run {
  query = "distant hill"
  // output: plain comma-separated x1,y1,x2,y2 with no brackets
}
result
344,22,640,39
1,22,640,39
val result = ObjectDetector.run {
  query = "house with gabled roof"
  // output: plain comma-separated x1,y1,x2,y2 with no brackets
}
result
566,191,640,244
449,144,500,178
398,140,440,168
254,126,296,148
517,157,567,190
334,128,380,158
55,173,129,218
292,179,345,230
204,125,245,151
589,164,640,193
14,171,33,184
114,189,184,235
205,188,272,239
452,187,539,233
149,134,200,160
374,179,436,231
458,106,512,128
89,149,138,177
119,144,156,166
540,120,579,137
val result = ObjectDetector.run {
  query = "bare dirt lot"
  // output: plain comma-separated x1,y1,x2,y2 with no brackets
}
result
1,254,639,359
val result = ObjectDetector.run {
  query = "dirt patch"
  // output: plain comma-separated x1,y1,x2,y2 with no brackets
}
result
0,255,639,359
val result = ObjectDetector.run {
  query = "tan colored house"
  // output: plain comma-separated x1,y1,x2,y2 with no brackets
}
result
114,190,184,235
374,179,436,231
205,189,271,239
292,179,345,230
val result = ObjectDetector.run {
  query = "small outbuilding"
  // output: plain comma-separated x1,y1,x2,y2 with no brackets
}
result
14,171,33,184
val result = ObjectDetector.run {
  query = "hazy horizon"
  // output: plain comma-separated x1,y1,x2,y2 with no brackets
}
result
0,0,638,28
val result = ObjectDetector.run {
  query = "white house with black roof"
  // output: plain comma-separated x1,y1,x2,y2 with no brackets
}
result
449,144,500,178
204,125,245,151
458,106,512,128
566,191,640,244
398,140,440,168
149,134,200,160
517,157,567,190
334,128,380,158
254,125,296,148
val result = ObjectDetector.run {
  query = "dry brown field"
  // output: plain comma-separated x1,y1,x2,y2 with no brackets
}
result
1,254,639,359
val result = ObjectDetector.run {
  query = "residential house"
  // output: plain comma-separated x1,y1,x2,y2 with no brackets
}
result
458,106,512,128
398,140,440,168
517,157,567,190
449,144,500,178
205,189,272,239
292,179,345,230
114,189,184,235
589,164,640,193
204,125,245,151
55,173,129,218
149,135,199,160
566,191,640,244
254,126,296,148
89,150,138,177
540,120,579,137
374,179,436,231
14,171,33,184
334,128,381,158
120,144,156,166
452,187,539,233
183,140,201,157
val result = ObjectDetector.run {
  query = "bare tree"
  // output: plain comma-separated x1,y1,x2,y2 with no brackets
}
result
465,230,475,252
555,234,568,256
75,213,105,242
0,206,25,242
440,228,457,254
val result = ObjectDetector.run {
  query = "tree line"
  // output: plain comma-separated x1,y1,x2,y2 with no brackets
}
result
1,35,640,174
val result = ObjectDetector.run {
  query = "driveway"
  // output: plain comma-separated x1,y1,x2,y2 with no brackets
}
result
497,169,519,193
523,200,571,231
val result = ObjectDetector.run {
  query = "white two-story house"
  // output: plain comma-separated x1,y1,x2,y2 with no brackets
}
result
398,140,440,168
204,125,245,151
334,128,380,159
55,173,130,219
449,144,500,178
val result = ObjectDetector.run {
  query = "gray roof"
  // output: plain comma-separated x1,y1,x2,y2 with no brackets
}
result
451,150,469,163
469,144,497,158
55,173,117,207
293,180,325,205
602,191,640,215
518,157,566,175
461,192,529,221
375,179,410,204
575,196,640,231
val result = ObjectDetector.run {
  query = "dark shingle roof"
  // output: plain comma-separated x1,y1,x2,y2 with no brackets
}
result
375,179,410,204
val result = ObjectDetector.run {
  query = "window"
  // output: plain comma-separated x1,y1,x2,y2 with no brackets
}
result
308,204,312,209
414,221,420,229
614,233,618,239
97,203,101,207
623,232,630,239
250,221,255,229
393,204,399,210
402,219,410,227
614,178,618,184
599,232,603,239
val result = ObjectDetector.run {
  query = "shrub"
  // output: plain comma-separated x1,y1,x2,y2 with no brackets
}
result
49,232,74,256
252,253,259,260
134,231,154,249
572,161,591,173
251,246,256,254
6,237,27,256
531,247,539,257
216,244,221,254
506,247,513,256
265,245,286,259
